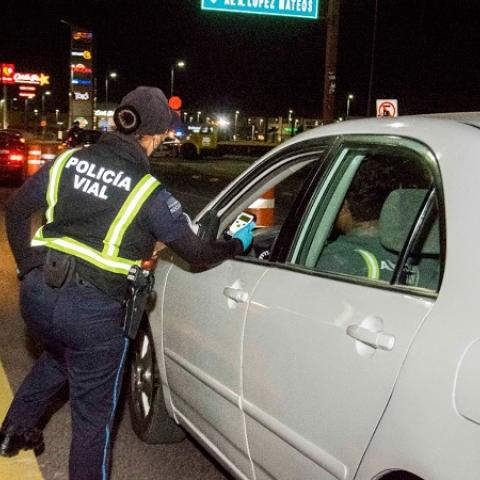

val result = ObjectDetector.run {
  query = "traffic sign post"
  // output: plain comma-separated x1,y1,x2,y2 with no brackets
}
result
1,64,15,129
376,99,398,118
201,0,319,19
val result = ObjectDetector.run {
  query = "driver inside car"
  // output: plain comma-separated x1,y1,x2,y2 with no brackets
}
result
316,156,406,282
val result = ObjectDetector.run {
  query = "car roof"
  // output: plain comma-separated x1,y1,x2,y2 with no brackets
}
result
266,113,480,157
417,111,480,128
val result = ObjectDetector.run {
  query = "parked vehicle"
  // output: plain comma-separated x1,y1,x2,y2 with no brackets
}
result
0,130,27,184
130,114,480,480
181,123,277,159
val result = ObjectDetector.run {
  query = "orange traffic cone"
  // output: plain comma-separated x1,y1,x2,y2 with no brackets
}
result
246,188,275,227
26,144,42,177
41,144,58,164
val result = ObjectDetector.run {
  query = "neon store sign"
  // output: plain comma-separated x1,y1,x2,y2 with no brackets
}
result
14,72,50,86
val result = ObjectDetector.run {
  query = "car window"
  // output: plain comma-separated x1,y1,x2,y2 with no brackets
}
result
209,140,333,261
245,160,320,260
0,133,24,149
290,136,442,294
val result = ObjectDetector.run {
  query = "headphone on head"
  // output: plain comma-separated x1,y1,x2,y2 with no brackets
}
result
113,105,141,134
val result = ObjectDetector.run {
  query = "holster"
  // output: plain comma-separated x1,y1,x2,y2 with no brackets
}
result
44,250,75,288
123,266,155,340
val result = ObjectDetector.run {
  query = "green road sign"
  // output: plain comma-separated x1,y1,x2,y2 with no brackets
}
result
201,0,319,19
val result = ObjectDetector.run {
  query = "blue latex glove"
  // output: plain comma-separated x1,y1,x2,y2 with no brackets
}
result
233,221,256,252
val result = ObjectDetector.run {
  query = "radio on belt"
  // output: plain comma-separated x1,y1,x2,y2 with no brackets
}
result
228,212,256,236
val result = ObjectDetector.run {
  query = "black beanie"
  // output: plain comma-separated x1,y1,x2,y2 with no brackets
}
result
118,86,173,135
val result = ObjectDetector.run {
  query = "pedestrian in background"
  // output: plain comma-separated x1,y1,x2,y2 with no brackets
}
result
66,120,86,147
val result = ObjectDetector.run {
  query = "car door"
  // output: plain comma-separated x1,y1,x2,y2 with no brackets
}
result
162,141,331,479
241,135,443,480
163,260,267,479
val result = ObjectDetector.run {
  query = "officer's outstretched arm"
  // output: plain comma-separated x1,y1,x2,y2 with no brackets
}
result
166,227,244,267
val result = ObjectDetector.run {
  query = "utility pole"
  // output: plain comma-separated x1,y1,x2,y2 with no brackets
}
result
366,0,379,116
2,83,8,129
322,0,340,124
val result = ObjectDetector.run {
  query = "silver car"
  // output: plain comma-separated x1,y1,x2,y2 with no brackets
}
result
129,115,480,480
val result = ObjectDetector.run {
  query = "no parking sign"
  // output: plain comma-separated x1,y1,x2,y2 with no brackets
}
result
376,99,398,118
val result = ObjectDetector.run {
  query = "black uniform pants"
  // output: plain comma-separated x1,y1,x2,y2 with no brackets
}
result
3,267,128,480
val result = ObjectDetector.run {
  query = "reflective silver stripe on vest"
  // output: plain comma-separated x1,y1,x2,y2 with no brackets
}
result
355,249,380,280
46,149,81,223
31,235,141,274
32,151,160,275
102,175,160,258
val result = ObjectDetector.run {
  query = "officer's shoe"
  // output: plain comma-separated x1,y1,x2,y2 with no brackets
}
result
0,427,44,457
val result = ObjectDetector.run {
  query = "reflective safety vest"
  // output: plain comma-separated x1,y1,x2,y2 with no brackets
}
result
31,148,161,275
354,249,380,280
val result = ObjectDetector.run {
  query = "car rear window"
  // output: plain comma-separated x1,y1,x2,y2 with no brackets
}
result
0,134,23,149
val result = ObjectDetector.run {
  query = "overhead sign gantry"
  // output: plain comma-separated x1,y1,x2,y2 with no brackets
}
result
201,0,319,19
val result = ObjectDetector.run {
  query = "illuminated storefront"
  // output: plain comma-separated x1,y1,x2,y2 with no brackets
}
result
70,27,94,127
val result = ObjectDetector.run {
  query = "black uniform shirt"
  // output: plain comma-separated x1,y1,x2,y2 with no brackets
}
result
6,135,242,298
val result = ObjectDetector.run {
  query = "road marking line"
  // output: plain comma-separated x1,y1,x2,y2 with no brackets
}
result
0,361,44,480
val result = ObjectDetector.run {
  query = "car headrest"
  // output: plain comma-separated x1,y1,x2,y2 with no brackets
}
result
379,189,440,255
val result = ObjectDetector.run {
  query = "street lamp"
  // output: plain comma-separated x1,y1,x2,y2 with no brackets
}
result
105,71,117,112
197,111,201,123
288,109,294,137
41,91,51,117
41,91,51,137
234,110,240,140
170,60,186,98
346,93,354,119
55,109,61,138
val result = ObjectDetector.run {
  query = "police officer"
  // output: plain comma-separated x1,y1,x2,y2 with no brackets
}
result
1,86,254,479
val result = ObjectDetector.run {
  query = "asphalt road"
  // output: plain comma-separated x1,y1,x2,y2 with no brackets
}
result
0,157,251,480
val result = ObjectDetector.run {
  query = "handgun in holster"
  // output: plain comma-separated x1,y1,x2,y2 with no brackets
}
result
123,265,155,340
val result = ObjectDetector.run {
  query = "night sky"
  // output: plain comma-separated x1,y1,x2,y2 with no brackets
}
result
2,0,479,119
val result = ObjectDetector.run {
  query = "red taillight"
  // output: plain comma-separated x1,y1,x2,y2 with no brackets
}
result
9,153,24,162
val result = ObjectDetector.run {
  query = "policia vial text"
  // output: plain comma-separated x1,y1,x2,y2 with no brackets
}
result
65,157,132,200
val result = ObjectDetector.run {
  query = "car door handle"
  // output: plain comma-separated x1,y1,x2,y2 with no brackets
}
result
346,325,395,351
223,287,249,304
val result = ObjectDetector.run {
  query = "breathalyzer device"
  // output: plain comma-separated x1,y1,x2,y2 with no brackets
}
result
227,212,256,237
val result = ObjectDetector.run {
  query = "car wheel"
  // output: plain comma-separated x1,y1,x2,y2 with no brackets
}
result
129,318,186,444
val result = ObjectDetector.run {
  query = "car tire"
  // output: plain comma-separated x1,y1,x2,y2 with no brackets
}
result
129,318,186,444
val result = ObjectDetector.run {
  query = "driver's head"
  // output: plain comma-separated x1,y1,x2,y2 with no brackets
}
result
346,155,397,223
336,155,398,234
114,86,173,156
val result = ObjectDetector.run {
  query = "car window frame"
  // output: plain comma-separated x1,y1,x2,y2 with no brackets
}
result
284,134,445,299
195,137,339,263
